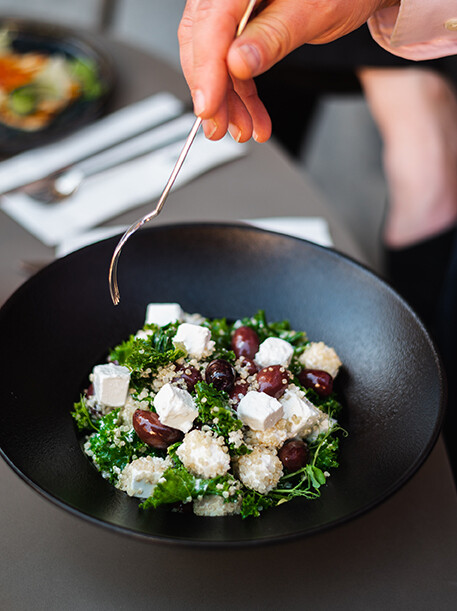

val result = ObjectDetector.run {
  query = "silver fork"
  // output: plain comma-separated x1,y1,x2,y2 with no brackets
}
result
108,0,257,305
21,113,197,204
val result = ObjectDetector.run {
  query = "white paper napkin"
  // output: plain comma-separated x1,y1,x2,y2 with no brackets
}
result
245,217,333,247
0,92,184,194
55,217,333,258
1,130,247,246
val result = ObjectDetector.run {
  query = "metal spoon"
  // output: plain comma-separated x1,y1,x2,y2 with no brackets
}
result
21,113,197,204
108,0,257,305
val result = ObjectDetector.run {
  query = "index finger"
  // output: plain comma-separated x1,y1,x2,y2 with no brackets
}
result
185,0,253,118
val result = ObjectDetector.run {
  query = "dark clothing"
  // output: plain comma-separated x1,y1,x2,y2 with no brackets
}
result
254,26,457,477
255,24,457,156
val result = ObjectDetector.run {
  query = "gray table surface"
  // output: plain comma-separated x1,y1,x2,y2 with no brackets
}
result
1,39,456,611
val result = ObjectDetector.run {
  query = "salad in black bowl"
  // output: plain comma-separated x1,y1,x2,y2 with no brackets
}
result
0,17,115,154
0,223,445,545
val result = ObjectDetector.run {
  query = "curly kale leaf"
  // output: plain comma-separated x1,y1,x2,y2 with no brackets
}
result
194,381,250,455
109,321,181,363
140,459,240,509
240,490,276,518
109,327,185,391
85,409,160,484
143,322,181,352
71,396,99,432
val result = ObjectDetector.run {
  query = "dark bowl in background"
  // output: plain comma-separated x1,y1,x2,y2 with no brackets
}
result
0,223,446,546
0,16,115,155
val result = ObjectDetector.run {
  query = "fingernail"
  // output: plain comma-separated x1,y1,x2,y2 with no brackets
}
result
193,89,206,116
237,43,261,73
252,130,260,142
228,123,242,143
203,119,218,139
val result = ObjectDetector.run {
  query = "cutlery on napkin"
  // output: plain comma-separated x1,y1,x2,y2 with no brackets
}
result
25,113,210,203
1,122,247,246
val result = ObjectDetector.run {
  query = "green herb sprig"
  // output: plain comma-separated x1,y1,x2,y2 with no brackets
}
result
240,419,345,518
71,396,99,432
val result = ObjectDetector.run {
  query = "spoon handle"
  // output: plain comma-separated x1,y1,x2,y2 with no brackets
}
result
108,117,201,304
109,0,257,305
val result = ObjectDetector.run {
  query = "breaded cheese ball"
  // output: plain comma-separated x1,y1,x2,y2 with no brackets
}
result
244,418,289,449
237,446,283,494
299,341,342,379
176,429,230,479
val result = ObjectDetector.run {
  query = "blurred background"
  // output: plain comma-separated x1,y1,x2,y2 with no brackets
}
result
0,0,387,271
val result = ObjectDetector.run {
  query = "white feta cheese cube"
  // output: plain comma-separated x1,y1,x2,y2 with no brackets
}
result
254,337,294,368
145,302,183,327
153,382,198,433
237,390,284,431
173,322,215,359
93,363,130,408
118,456,171,498
280,384,322,437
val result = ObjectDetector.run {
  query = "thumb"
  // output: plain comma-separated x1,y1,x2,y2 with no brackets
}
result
226,0,385,80
227,4,302,79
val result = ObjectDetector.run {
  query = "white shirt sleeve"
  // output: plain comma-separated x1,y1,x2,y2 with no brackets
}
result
368,1,457,60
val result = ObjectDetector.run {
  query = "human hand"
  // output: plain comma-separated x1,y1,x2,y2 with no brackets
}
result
178,0,400,142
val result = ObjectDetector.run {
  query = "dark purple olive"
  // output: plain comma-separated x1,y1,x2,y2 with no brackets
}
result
256,365,291,399
85,383,94,398
84,384,102,419
278,439,310,471
205,359,236,392
231,326,260,359
172,363,202,392
229,378,249,407
133,409,183,449
298,368,333,397
238,356,258,376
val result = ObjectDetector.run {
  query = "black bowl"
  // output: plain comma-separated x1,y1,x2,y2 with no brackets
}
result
0,17,115,154
0,223,445,546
